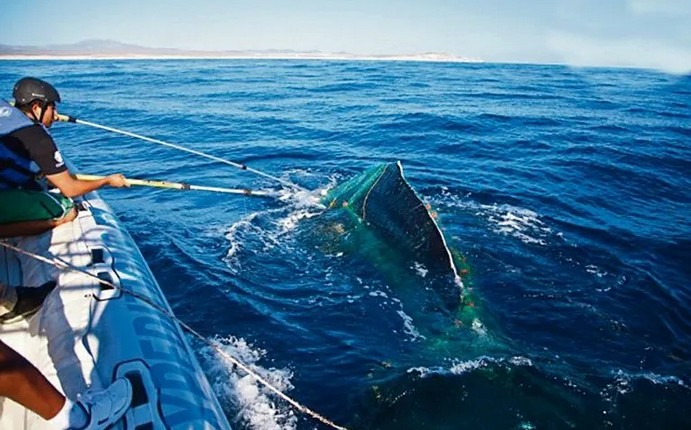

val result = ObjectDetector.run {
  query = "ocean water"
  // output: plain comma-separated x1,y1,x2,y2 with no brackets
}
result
1,60,690,429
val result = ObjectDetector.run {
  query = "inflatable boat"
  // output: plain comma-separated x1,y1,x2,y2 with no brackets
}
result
0,191,232,429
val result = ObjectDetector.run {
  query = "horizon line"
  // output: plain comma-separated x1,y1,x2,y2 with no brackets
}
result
0,39,482,62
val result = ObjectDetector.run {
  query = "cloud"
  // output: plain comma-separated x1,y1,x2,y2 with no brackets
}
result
627,0,691,16
546,31,691,74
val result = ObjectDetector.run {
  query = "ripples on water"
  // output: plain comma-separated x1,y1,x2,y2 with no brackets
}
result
1,60,689,429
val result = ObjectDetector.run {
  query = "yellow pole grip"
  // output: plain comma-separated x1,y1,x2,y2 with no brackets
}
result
76,174,184,190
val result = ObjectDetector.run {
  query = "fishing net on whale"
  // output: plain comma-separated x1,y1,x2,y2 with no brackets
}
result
323,161,461,283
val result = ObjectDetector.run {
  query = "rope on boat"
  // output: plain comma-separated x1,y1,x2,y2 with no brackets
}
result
0,240,348,430
57,114,308,193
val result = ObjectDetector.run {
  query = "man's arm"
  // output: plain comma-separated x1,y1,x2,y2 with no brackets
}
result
46,171,129,198
13,125,129,197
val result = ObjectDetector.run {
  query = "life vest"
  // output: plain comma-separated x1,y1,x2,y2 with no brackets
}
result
0,99,42,189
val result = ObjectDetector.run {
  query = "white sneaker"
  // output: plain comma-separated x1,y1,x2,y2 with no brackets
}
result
76,377,132,430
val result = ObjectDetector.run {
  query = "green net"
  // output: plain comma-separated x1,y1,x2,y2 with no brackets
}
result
323,161,460,282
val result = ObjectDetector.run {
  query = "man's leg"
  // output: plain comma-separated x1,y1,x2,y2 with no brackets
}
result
0,339,65,420
0,281,58,324
0,189,76,238
0,340,132,429
0,207,77,238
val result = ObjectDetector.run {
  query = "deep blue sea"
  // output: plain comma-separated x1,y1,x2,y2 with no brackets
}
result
1,60,690,429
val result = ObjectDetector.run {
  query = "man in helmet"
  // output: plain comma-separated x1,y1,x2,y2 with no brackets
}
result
0,77,129,238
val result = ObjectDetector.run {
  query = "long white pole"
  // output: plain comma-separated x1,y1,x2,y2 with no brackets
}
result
58,114,307,192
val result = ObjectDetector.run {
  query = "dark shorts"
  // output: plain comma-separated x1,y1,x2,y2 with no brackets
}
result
0,189,74,224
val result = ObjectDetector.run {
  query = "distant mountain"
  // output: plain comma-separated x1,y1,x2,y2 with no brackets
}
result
0,39,481,63
1,39,209,56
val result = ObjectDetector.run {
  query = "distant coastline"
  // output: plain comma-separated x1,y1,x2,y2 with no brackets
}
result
0,39,481,63
0,54,482,63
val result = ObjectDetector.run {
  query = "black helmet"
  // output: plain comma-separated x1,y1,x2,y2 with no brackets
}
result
13,77,61,106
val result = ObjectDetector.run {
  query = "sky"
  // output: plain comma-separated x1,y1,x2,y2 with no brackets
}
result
1,0,690,73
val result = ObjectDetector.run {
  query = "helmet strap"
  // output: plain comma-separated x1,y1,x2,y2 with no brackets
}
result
25,103,40,123
26,101,47,124
37,101,48,124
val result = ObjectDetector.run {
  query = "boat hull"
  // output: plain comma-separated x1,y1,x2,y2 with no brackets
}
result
0,191,231,430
